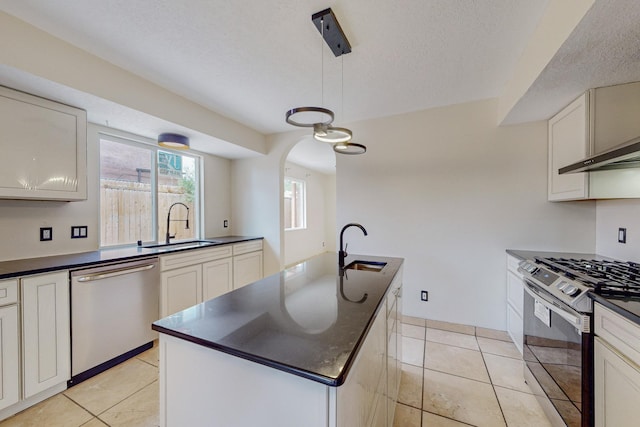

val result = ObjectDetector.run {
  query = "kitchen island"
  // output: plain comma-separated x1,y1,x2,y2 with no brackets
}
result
152,252,403,427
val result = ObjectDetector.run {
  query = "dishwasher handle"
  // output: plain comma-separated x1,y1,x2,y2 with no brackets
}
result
75,263,156,282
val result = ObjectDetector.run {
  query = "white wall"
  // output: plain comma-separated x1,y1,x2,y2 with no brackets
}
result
596,199,640,262
0,123,232,261
335,98,596,330
283,161,335,266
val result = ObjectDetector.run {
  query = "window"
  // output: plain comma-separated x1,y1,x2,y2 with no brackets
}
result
284,177,306,230
99,135,200,247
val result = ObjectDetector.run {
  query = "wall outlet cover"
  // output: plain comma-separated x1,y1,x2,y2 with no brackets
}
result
618,227,627,244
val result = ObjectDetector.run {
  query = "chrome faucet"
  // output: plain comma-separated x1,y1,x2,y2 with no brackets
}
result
166,202,190,244
339,223,368,268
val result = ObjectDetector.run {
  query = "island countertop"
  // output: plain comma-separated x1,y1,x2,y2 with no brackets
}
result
152,252,404,386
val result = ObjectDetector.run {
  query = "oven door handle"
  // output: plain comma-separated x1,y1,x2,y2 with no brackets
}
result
523,281,582,329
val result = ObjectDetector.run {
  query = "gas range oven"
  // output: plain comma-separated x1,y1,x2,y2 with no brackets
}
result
517,256,640,427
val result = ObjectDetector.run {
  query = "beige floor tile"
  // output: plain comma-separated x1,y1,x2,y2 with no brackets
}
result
137,343,159,367
0,395,93,427
426,328,479,351
425,341,489,383
401,336,425,367
392,403,421,427
81,418,108,427
422,411,474,426
495,386,553,427
98,380,159,427
477,337,522,359
398,363,423,409
426,319,475,336
65,357,158,415
476,327,511,342
423,369,505,427
402,323,426,340
402,315,426,327
483,353,530,393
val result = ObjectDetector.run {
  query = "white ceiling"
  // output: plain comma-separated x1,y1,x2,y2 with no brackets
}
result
2,0,640,170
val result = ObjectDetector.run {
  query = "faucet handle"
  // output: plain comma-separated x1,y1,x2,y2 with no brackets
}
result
344,243,348,257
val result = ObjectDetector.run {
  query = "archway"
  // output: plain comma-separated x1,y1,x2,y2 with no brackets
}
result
283,137,337,267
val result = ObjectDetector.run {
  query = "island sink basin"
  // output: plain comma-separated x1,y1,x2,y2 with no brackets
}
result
142,239,222,249
344,260,387,272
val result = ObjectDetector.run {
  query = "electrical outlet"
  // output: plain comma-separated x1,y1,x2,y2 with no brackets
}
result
421,290,428,301
71,226,88,239
618,227,627,244
40,227,52,241
223,219,228,228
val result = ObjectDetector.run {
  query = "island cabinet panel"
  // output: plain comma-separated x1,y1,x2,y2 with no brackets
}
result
159,334,330,427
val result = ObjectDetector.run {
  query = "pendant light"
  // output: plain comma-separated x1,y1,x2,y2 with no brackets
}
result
285,8,365,155
158,133,189,149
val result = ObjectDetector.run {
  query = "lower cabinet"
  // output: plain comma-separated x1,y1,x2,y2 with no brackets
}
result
160,241,263,317
0,303,19,412
506,254,524,355
0,271,70,421
594,303,640,427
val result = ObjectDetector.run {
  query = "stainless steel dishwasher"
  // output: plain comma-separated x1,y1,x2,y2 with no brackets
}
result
69,257,159,386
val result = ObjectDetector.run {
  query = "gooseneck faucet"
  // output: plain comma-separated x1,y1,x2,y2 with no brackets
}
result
166,202,190,244
339,223,368,268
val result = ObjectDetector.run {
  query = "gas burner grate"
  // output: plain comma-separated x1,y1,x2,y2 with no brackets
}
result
535,257,640,298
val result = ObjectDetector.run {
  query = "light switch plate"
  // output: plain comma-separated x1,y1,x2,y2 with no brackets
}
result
71,226,88,239
40,227,52,241
618,227,627,244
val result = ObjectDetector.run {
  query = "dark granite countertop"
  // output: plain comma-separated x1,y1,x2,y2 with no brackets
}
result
507,248,640,325
152,252,404,387
0,236,262,279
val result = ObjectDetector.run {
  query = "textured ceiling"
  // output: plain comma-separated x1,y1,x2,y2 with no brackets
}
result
0,0,548,136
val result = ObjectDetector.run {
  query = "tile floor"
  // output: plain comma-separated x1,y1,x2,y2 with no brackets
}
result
0,318,551,427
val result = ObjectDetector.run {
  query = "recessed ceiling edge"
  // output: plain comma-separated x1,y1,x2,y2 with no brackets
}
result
311,8,352,57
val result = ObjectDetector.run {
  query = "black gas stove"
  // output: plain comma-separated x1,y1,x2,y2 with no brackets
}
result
536,257,640,299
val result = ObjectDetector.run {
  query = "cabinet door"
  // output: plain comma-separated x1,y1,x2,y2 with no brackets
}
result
595,337,640,427
506,304,523,356
161,265,202,317
233,251,263,289
0,305,19,411
203,257,233,301
22,271,70,398
548,93,590,201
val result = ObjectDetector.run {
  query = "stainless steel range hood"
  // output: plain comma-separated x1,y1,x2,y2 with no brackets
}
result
559,136,640,174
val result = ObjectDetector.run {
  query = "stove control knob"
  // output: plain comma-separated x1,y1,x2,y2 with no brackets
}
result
557,281,568,290
562,284,578,296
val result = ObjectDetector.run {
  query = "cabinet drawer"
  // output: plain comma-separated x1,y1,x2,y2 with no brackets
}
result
595,303,640,367
0,279,18,306
232,240,262,256
160,245,232,271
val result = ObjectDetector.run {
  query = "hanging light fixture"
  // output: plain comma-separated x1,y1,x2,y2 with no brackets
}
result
158,133,189,149
286,8,365,155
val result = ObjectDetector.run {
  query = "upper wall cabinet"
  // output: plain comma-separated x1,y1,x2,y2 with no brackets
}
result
0,86,87,201
548,82,640,201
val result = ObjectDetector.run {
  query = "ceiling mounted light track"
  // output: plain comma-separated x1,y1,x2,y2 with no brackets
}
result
285,8,365,155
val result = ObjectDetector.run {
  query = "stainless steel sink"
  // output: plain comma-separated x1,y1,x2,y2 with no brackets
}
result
344,260,387,272
141,239,222,249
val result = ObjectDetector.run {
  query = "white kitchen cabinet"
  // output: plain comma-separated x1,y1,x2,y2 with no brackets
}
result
160,242,261,316
594,303,640,427
203,257,233,301
548,82,640,201
161,264,202,316
0,280,19,412
0,85,87,201
386,267,402,426
505,255,524,355
232,240,263,289
21,271,70,399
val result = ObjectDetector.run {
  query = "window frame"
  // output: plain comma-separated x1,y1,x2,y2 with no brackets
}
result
98,131,203,248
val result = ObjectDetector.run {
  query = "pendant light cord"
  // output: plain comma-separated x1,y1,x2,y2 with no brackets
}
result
321,18,324,108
